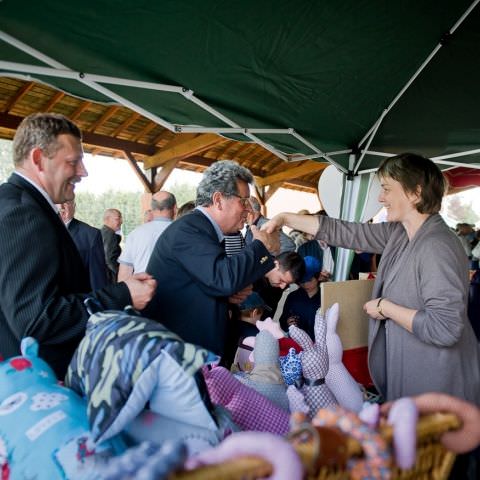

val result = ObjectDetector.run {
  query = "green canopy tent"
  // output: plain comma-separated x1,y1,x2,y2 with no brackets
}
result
1,0,479,277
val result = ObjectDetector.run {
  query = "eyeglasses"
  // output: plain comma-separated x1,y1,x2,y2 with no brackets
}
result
228,193,252,208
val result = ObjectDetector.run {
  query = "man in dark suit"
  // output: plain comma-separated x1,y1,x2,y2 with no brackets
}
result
59,200,109,290
101,208,123,283
144,160,281,365
0,113,156,378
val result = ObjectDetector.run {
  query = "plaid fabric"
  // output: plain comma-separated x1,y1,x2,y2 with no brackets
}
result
203,366,290,435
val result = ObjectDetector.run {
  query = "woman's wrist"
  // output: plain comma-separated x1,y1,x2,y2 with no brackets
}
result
377,297,387,319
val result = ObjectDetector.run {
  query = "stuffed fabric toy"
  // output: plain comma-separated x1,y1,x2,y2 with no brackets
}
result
99,440,187,480
288,309,337,418
0,338,124,480
324,303,363,413
203,366,290,435
279,348,303,386
359,398,418,470
66,309,220,444
236,331,289,411
186,431,304,480
124,406,239,457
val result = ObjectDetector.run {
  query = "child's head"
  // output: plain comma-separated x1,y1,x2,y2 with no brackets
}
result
239,292,270,323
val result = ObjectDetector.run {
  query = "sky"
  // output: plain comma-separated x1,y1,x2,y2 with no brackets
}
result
78,153,479,222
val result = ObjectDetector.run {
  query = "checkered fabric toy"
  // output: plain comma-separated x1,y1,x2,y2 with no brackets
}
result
288,308,337,418
203,366,290,435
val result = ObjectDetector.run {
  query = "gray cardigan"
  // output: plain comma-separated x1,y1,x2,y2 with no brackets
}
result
316,214,480,405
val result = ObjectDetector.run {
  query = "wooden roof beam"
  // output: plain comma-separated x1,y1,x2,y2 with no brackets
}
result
4,81,34,113
153,158,179,192
256,161,327,187
123,151,153,193
43,91,65,112
89,106,120,132
144,133,227,169
70,101,92,121
0,112,157,156
112,112,141,137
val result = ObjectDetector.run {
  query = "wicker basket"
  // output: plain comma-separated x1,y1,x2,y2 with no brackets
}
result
172,413,460,480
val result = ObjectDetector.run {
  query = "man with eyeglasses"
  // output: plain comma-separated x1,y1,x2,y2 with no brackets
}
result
245,195,296,254
144,160,281,366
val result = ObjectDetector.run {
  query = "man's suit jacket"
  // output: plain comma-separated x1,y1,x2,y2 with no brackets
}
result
68,218,109,290
101,225,121,283
144,210,275,358
0,174,131,378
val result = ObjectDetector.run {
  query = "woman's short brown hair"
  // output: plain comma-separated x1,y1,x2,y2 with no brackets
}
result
377,153,446,214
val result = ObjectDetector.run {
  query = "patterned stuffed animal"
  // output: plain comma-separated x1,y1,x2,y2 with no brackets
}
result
0,338,124,480
324,303,363,412
236,330,289,411
203,366,290,435
288,309,337,418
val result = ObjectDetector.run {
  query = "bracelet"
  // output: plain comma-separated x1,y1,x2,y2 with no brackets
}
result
377,297,386,319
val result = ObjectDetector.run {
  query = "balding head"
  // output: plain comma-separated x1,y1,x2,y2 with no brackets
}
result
151,191,177,219
103,208,123,231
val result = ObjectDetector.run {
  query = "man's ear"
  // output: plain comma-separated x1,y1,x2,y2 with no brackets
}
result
211,191,223,210
31,147,45,172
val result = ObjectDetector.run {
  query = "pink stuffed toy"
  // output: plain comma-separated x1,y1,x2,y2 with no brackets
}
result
203,366,289,435
186,431,304,480
287,309,337,418
359,397,418,470
324,303,363,413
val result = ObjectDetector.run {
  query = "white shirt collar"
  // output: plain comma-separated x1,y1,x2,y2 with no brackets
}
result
13,171,60,214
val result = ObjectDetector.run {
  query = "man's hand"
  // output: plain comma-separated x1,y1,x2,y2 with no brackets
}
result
229,284,253,304
124,272,157,310
259,214,285,234
251,224,280,255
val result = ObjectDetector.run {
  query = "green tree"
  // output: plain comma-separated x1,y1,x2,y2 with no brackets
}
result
75,190,143,235
445,195,480,225
168,181,197,207
0,139,14,183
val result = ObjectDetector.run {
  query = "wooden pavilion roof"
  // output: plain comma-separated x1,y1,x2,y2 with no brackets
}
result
0,77,327,204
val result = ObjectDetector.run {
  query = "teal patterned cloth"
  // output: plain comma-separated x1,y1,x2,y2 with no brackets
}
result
66,309,217,442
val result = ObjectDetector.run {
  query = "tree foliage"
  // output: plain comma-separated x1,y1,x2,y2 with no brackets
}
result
444,194,480,226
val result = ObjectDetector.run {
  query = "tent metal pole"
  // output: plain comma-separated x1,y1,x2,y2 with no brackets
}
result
432,149,480,161
333,154,358,281
290,130,336,165
0,30,177,131
178,126,291,134
355,0,480,158
291,149,352,162
0,60,184,93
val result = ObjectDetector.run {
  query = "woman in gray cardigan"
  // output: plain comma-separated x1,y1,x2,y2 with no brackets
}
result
262,153,480,406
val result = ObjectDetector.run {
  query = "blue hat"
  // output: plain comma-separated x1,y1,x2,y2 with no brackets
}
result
301,256,321,283
239,292,271,312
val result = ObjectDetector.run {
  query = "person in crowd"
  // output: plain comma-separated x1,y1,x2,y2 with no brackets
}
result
296,211,335,282
279,255,322,340
118,191,176,280
176,200,195,218
143,209,153,223
262,152,480,406
456,222,475,259
101,208,123,283
59,200,108,290
231,292,271,373
237,291,271,339
0,113,156,378
254,251,305,317
245,196,296,254
143,160,280,366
